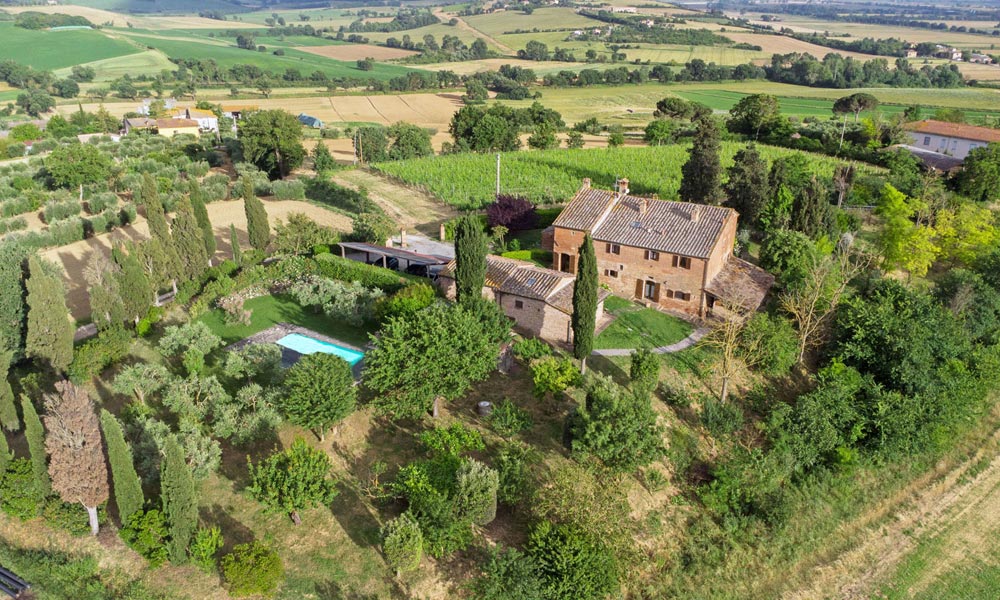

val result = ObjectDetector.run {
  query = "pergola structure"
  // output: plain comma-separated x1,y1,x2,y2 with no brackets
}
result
338,242,450,271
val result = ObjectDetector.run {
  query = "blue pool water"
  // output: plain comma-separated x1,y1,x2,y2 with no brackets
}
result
275,333,365,365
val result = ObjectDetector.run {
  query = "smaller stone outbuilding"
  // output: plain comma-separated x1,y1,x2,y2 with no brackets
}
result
437,255,608,344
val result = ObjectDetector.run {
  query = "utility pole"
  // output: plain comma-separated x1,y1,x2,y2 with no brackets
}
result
495,153,500,197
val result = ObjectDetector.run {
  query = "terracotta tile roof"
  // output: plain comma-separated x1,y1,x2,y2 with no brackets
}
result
124,117,156,128
155,118,199,128
904,119,1000,144
439,255,609,314
895,145,964,171
186,108,217,118
553,186,735,259
704,257,774,311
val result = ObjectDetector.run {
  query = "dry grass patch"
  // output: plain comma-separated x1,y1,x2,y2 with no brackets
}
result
298,44,419,61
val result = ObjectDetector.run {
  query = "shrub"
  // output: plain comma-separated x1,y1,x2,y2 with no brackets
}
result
487,398,533,438
700,396,744,438
270,180,306,200
119,203,137,225
315,253,413,292
44,198,82,223
513,338,551,361
190,526,223,573
48,217,85,245
0,459,41,520
454,459,499,525
470,545,545,600
68,329,132,384
381,511,423,575
120,509,170,567
221,541,283,598
531,356,580,398
42,498,106,536
87,192,118,214
494,441,533,505
487,194,538,231
86,214,109,235
527,521,619,600
374,283,435,321
349,211,396,244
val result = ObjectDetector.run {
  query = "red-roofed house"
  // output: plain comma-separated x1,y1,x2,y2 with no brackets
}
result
904,119,1000,160
545,179,773,318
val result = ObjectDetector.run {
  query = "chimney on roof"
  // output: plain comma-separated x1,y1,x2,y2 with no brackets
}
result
399,229,407,248
582,177,591,189
615,178,629,195
638,197,648,216
689,205,701,222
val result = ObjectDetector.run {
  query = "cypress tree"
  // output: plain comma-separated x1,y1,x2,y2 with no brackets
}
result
25,256,74,375
723,143,770,229
188,179,216,263
312,142,336,172
171,197,210,282
230,223,243,266
100,409,144,524
161,435,198,564
21,394,49,496
572,234,598,371
113,243,152,324
0,352,19,432
790,176,831,239
0,241,29,361
140,173,181,286
84,253,125,333
679,116,724,205
243,178,270,251
454,215,488,305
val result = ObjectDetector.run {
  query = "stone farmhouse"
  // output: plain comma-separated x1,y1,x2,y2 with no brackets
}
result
544,179,773,318
904,119,1000,161
438,254,609,344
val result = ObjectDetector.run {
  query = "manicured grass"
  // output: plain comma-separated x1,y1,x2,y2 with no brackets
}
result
0,23,140,71
197,293,373,346
500,249,553,267
595,298,693,349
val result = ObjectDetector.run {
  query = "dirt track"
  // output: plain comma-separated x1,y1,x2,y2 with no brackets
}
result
784,423,1000,599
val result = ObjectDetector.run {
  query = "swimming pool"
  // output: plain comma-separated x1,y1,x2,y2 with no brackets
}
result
275,333,365,366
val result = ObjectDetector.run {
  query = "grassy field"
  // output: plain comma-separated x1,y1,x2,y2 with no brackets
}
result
375,142,867,208
464,7,596,36
197,294,373,346
362,23,497,50
0,23,140,71
117,31,416,80
595,297,693,350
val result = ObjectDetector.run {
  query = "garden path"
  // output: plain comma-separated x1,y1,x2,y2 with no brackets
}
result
591,327,709,356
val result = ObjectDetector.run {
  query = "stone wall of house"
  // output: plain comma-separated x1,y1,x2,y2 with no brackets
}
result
705,214,738,284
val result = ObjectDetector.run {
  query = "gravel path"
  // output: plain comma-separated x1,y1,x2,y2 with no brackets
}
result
591,327,709,356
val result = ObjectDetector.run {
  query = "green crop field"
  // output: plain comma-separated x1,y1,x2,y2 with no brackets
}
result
52,49,176,83
119,32,417,80
0,23,140,71
61,0,239,11
374,143,872,209
464,7,596,37
362,23,494,49
235,7,358,28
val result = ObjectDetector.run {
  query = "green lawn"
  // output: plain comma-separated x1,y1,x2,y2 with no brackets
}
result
197,294,373,346
0,23,140,71
595,298,693,349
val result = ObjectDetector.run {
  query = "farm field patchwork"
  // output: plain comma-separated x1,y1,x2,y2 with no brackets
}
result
297,44,419,61
52,49,177,84
374,142,868,209
0,22,141,71
463,7,597,37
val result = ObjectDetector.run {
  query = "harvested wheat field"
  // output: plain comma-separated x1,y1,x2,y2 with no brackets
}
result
298,44,419,61
44,199,353,319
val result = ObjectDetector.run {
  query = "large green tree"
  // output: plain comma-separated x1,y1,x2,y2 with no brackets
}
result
25,256,74,374
366,302,510,419
21,394,50,496
454,215,488,305
957,143,1000,203
387,122,434,160
161,435,198,564
571,375,664,473
571,234,597,371
171,197,210,282
100,409,144,524
44,144,113,190
239,109,306,179
247,437,338,525
242,178,271,251
139,173,181,289
229,223,243,266
312,141,336,172
280,353,356,441
728,93,781,139
679,116,724,205
789,177,832,239
112,243,152,324
724,143,770,228
84,253,125,332
188,179,216,263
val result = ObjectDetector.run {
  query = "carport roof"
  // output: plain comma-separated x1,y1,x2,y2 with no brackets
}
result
337,242,451,265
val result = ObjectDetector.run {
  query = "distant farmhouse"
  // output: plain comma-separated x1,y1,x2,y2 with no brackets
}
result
902,119,1000,169
545,179,773,318
122,117,200,137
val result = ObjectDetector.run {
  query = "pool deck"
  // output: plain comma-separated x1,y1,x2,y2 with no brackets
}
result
226,323,367,378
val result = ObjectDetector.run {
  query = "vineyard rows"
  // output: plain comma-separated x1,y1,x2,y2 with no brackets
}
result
374,143,877,209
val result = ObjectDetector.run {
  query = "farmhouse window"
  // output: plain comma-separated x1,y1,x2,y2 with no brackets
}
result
643,280,659,301
604,269,619,278
606,243,621,255
665,289,675,299
672,256,691,269
923,136,931,146
514,300,524,309
645,250,660,261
